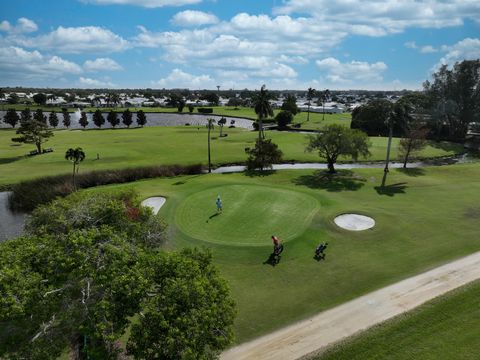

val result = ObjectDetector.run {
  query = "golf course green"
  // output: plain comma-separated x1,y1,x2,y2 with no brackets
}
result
175,184,318,246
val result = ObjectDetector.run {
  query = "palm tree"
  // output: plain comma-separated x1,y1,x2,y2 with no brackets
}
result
306,87,316,122
253,85,273,140
321,89,330,121
206,119,215,173
65,147,86,190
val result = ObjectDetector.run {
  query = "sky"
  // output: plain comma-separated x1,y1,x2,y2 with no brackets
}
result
0,0,479,90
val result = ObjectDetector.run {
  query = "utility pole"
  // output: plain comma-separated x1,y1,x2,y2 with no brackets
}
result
207,118,214,173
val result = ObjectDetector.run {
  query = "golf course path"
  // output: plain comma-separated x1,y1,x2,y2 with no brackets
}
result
221,251,480,360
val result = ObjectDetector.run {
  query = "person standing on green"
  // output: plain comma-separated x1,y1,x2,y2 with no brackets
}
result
216,195,223,212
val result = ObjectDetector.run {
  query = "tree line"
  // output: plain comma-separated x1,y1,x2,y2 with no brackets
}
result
351,60,480,143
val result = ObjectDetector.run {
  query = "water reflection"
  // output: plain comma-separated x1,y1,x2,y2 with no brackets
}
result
0,192,25,242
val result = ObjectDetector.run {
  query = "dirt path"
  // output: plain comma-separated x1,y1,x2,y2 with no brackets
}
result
221,251,480,360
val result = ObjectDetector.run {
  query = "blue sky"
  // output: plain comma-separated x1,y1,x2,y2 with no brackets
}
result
0,0,479,90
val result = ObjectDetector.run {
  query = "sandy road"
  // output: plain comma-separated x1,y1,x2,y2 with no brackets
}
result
221,251,480,360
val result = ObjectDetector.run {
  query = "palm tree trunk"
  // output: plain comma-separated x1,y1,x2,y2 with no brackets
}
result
403,140,412,168
207,122,212,173
307,104,310,122
72,163,76,190
258,117,263,140
384,124,393,173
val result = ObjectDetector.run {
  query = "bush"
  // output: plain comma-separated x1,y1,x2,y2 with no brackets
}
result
197,108,213,114
275,110,294,128
9,164,203,212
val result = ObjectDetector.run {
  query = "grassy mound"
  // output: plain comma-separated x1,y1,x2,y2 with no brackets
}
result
175,184,318,246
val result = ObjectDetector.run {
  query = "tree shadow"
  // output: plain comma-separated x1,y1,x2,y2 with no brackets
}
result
396,168,426,177
374,182,408,196
292,170,366,192
428,140,463,152
172,174,202,185
0,156,23,165
244,169,277,177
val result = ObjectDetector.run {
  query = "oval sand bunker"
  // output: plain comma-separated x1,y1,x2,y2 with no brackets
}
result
141,197,166,215
334,214,375,231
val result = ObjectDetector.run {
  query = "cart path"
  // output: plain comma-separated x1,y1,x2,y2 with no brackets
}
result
221,251,480,360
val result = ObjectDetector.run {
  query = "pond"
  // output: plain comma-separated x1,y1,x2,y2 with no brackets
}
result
0,192,25,242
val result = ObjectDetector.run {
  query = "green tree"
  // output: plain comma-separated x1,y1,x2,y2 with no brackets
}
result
252,85,274,140
65,147,86,190
281,94,299,115
79,112,89,128
20,108,32,125
48,112,59,128
62,109,71,128
7,93,19,104
136,110,147,127
93,109,105,128
399,127,429,168
3,108,20,128
275,110,293,128
188,104,195,113
424,60,480,141
33,109,47,124
127,249,236,360
245,138,283,172
202,92,220,106
107,110,120,128
306,87,316,122
33,93,47,105
122,109,133,128
0,192,167,359
177,99,186,112
218,117,227,137
306,124,370,173
12,116,54,153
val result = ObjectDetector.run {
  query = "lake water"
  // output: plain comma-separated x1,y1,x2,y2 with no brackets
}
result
0,192,25,242
0,110,254,130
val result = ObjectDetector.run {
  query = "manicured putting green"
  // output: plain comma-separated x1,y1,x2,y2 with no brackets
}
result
175,185,319,246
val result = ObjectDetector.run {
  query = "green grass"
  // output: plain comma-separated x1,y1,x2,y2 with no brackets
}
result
316,280,480,360
92,163,480,343
175,184,318,246
0,127,463,185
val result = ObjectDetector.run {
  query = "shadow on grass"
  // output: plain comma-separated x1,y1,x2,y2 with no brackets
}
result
263,252,281,267
172,174,203,185
396,168,426,177
428,140,463,152
206,212,220,223
374,182,408,196
293,170,366,192
0,156,23,165
244,169,277,177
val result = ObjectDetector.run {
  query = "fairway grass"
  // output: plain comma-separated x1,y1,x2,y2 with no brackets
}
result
94,163,480,344
0,127,463,185
316,280,480,360
175,184,318,246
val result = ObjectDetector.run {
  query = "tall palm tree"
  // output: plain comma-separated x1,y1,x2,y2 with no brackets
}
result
206,119,215,173
253,85,273,140
65,147,86,190
306,87,316,122
321,89,331,121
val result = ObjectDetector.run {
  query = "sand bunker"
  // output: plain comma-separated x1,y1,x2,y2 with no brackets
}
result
141,197,166,215
334,214,375,231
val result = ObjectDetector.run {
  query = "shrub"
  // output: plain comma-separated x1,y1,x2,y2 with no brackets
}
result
197,108,213,114
9,164,203,212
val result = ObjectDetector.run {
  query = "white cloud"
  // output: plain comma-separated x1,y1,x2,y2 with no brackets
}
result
436,38,480,68
404,41,417,49
79,76,116,87
0,17,38,34
84,57,123,71
420,45,437,54
0,46,82,80
81,0,201,8
316,57,387,84
171,10,219,26
17,26,129,53
275,0,480,35
153,69,215,88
